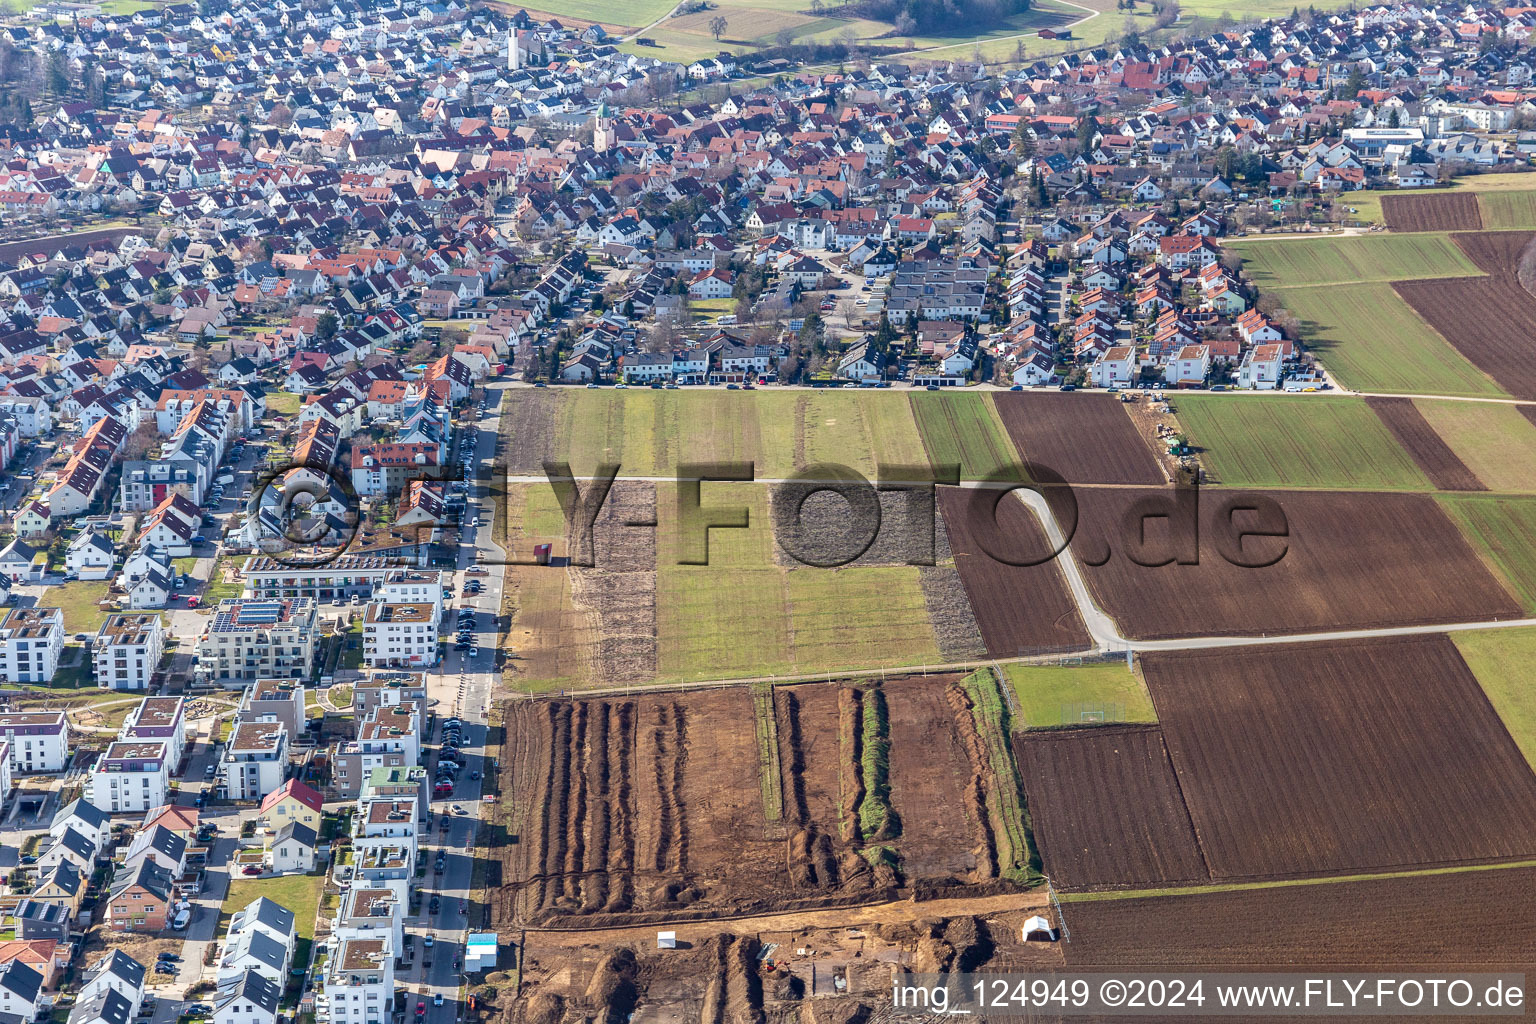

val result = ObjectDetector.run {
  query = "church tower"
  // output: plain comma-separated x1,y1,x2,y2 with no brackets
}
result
506,28,520,72
593,102,615,153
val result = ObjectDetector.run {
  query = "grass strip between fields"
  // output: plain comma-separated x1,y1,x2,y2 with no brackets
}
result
962,669,1041,883
857,683,899,842
752,683,784,823
1057,857,1536,903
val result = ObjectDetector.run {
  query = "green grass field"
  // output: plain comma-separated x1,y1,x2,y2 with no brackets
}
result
265,391,302,418
529,0,673,29
220,873,324,939
1453,626,1536,771
54,582,113,633
1267,283,1506,398
1001,663,1157,728
652,483,943,681
549,389,928,480
1175,395,1432,491
1476,191,1536,230
1229,232,1484,290
909,391,1023,481
1439,495,1536,612
1413,400,1536,493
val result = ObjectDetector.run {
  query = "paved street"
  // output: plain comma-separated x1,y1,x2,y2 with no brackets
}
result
401,382,506,1024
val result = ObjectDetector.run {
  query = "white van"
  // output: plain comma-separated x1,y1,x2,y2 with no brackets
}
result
172,908,191,930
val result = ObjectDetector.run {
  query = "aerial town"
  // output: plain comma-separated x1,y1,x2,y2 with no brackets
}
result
0,0,1532,1018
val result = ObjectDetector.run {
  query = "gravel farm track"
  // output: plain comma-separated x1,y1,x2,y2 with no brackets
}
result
1381,191,1485,232
1395,230,1536,399
993,392,1168,485
1366,396,1487,490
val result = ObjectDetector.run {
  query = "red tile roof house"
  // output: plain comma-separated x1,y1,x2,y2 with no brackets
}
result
0,940,66,990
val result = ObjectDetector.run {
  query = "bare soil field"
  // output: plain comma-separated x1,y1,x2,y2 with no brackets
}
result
993,393,1166,485
1382,192,1484,232
1141,636,1536,880
501,388,563,474
566,482,658,684
936,488,1091,656
1015,725,1209,891
497,674,1030,928
1063,865,1536,969
1073,488,1521,640
1365,396,1486,491
509,901,1064,1024
1396,231,1536,399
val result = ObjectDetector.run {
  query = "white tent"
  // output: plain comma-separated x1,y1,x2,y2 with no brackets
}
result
1022,915,1058,942
657,931,677,950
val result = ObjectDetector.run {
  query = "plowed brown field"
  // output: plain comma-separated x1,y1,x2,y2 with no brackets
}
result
1366,396,1485,490
1016,725,1209,890
1072,488,1520,640
936,487,1091,656
1382,192,1483,232
1063,865,1536,968
993,393,1166,485
1395,231,1536,399
1141,636,1536,880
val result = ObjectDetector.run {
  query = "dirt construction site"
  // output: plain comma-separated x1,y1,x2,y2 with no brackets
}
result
495,671,1037,929
492,671,1071,1022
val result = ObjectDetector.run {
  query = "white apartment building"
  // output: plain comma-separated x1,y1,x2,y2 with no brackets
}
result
371,570,445,612
85,741,170,814
323,938,394,1024
0,607,64,685
238,679,306,739
119,696,188,767
198,599,318,686
361,602,438,668
332,886,405,953
350,794,419,874
92,614,166,692
218,722,289,801
0,711,70,773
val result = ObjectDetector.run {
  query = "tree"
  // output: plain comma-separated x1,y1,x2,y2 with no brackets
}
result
45,50,68,97
1076,115,1097,155
708,15,728,41
1387,106,1401,129
1012,39,1027,65
1012,119,1035,159
317,312,338,339
1344,63,1363,99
